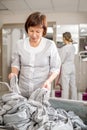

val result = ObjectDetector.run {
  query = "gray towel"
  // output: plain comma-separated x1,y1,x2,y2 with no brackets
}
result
10,75,21,94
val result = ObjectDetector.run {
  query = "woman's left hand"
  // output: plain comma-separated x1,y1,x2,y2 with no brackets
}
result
42,80,51,89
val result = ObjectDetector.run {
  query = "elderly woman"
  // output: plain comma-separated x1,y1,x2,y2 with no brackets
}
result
8,12,61,98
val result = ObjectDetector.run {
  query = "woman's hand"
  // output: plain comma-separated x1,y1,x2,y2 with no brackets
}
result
8,73,16,80
42,80,51,90
8,67,19,80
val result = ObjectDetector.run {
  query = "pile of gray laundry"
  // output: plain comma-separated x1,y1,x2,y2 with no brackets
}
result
0,76,87,130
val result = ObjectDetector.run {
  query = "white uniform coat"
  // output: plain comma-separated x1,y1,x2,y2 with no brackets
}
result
11,37,61,97
59,43,77,99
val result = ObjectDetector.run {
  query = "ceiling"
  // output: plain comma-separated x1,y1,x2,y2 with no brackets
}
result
0,0,87,15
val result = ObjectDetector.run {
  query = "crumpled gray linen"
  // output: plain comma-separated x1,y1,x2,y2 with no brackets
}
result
29,87,50,106
37,119,73,130
10,75,21,94
0,87,87,130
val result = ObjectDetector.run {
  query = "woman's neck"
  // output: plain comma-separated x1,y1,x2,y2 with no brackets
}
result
64,41,70,44
29,38,41,47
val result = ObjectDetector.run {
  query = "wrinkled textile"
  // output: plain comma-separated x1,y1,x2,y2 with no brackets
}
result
10,75,21,94
0,88,87,130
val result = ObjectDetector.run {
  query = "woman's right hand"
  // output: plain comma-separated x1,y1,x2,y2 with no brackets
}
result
8,73,16,80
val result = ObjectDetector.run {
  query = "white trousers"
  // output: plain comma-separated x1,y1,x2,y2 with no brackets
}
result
61,72,77,100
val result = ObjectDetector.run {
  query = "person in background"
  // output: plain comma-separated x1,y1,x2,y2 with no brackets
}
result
59,32,77,100
8,12,61,98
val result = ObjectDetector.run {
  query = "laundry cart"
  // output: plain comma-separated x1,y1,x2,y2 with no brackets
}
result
0,81,87,130
49,97,87,125
0,82,13,130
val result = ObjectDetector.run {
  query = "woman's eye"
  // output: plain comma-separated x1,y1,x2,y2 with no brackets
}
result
37,31,40,33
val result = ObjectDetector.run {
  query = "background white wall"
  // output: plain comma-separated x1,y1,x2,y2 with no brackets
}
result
0,12,87,26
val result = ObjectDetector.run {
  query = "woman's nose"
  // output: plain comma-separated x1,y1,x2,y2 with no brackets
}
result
32,32,37,37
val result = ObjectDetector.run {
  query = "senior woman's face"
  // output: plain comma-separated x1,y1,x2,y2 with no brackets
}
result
28,26,44,43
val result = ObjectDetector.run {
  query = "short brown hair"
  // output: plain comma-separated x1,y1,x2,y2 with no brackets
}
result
25,12,47,36
63,32,73,42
